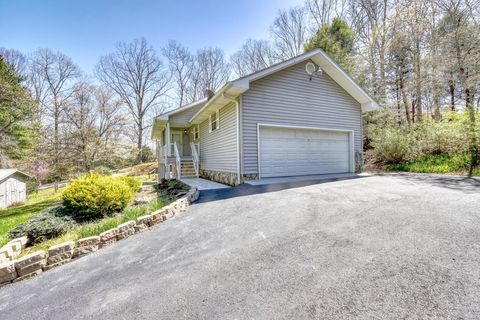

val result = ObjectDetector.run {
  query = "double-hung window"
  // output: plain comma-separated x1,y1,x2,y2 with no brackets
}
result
209,110,219,132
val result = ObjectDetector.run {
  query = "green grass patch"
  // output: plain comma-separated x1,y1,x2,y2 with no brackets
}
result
385,153,479,175
18,198,165,257
0,188,63,247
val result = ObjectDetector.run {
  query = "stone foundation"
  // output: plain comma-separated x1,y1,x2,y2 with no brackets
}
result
241,173,258,182
355,151,364,173
200,169,238,186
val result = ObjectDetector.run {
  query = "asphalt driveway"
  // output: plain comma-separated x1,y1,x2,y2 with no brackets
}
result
1,173,480,319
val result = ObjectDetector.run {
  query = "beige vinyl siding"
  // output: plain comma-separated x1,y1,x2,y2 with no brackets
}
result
241,61,362,174
198,102,238,173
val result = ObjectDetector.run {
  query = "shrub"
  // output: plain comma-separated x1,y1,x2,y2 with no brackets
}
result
8,206,76,244
119,176,142,192
62,173,134,222
368,125,413,163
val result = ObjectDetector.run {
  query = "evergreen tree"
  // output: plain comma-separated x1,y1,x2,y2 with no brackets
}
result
304,18,355,72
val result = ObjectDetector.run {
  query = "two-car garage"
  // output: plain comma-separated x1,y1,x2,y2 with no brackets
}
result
258,125,353,178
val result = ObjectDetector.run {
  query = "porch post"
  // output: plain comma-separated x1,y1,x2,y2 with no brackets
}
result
165,123,171,179
166,123,171,156
156,138,165,182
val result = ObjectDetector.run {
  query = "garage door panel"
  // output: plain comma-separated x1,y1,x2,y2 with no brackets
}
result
259,126,350,178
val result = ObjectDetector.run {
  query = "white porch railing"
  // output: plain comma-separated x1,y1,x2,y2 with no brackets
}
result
173,142,181,179
190,142,200,177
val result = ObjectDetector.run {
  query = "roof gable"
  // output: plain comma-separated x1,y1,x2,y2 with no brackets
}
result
0,169,32,182
189,49,379,124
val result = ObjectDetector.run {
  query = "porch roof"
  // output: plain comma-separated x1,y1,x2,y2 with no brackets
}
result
151,98,208,139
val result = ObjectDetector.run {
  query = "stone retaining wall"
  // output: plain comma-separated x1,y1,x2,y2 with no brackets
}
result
0,186,200,287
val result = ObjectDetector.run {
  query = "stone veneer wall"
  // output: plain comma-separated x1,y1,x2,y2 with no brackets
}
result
354,151,364,173
199,169,239,186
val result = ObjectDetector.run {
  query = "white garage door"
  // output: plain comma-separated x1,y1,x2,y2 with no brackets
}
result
259,126,351,178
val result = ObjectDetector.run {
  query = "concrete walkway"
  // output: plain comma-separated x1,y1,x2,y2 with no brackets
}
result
245,172,361,185
180,177,230,190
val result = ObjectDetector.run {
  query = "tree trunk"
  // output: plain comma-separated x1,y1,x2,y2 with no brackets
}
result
449,77,456,112
137,119,143,163
399,69,410,124
466,88,478,177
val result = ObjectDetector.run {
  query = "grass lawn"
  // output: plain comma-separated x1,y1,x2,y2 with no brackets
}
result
0,188,62,247
385,153,480,176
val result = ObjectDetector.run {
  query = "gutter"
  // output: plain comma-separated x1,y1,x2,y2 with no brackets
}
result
188,83,232,123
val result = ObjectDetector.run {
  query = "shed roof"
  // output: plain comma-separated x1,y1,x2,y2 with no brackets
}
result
0,169,33,181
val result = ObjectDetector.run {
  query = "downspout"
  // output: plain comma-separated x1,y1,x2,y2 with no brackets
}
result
222,93,241,185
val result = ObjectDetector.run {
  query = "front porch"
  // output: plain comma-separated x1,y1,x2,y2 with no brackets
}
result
152,119,200,181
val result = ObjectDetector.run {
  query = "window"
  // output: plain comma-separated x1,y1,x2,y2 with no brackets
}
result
193,125,200,140
209,111,219,132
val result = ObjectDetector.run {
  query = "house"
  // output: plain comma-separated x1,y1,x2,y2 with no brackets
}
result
0,169,32,209
151,48,379,186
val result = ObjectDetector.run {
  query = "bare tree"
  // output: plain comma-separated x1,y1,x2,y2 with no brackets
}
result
0,48,28,77
306,0,348,29
270,7,309,59
348,0,390,104
65,81,126,170
162,40,194,107
95,38,170,162
29,48,79,185
231,39,278,77
186,47,230,102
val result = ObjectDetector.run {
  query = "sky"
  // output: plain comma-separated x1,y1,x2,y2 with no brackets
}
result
0,0,304,74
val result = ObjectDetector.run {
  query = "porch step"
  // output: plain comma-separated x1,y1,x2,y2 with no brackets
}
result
180,160,197,178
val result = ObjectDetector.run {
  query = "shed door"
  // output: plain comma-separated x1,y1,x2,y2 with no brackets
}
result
259,126,351,178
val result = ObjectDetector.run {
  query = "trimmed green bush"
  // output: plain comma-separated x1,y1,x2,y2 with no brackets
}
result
119,176,142,192
62,173,134,222
8,206,76,244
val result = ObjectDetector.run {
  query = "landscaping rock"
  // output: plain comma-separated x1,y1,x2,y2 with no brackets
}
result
15,251,46,278
164,205,178,218
0,261,17,284
14,251,45,270
76,236,100,247
47,251,74,265
73,236,100,257
134,224,148,233
0,248,12,263
1,242,19,261
16,236,29,249
136,214,153,227
117,221,135,240
100,228,119,247
7,239,23,254
47,241,75,257
44,260,69,271
12,269,42,282
151,209,167,224
16,260,46,277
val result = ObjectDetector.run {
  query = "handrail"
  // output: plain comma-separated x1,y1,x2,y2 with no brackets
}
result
173,142,181,178
190,142,200,177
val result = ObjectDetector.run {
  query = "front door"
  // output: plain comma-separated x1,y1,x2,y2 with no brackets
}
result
171,131,183,156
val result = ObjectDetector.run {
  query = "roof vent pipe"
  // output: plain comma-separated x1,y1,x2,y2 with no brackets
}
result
205,89,215,100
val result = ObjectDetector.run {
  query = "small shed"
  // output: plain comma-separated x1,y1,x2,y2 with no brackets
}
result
0,169,32,209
